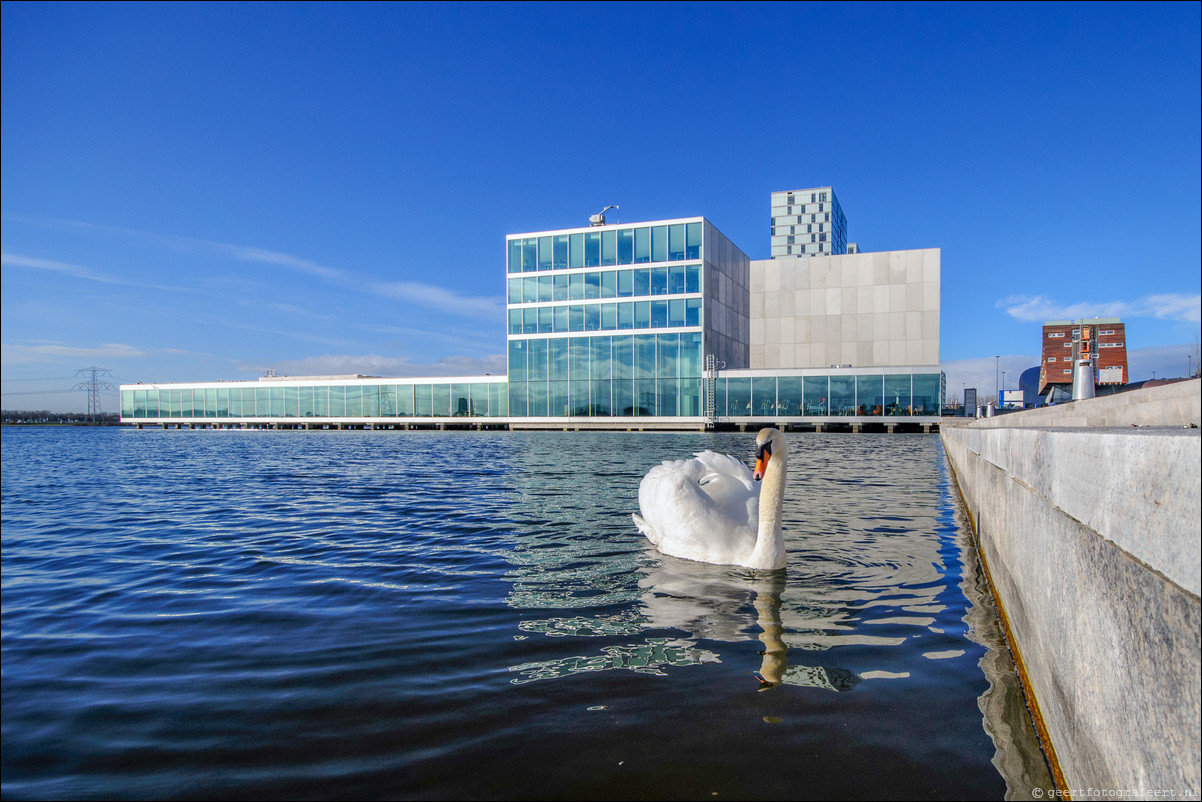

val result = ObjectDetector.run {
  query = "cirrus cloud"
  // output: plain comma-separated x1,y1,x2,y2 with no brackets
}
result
997,293,1201,323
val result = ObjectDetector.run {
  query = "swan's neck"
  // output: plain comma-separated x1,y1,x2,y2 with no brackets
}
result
749,449,787,570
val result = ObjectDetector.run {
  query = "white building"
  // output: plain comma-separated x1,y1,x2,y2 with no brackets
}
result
120,189,943,431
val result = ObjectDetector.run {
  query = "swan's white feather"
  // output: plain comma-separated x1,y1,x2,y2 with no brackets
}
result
632,449,761,567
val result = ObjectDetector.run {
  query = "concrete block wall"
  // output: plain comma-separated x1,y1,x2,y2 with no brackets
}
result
749,248,939,370
704,221,750,370
941,379,1201,794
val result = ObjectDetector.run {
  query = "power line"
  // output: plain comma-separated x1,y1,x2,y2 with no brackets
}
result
72,367,116,422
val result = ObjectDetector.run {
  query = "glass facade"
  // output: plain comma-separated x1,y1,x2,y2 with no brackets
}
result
121,371,940,422
508,222,702,273
506,332,703,418
709,373,942,418
121,380,508,421
506,219,707,419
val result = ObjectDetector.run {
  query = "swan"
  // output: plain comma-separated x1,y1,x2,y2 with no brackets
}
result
632,428,788,571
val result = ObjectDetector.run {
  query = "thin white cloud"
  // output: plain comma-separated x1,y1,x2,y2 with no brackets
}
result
6,215,500,319
997,293,1201,323
2,252,123,284
1,342,148,365
370,280,504,318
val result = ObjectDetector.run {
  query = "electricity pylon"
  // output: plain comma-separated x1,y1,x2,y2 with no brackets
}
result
74,367,116,423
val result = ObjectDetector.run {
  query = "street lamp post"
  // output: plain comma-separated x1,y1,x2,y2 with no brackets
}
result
1002,371,1007,406
995,355,1000,406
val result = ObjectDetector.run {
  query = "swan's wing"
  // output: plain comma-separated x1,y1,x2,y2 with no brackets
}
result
635,452,758,565
690,451,758,524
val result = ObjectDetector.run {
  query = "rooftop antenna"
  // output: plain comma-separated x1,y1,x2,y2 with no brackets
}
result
589,205,619,226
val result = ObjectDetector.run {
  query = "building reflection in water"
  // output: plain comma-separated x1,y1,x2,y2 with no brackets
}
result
498,431,1051,796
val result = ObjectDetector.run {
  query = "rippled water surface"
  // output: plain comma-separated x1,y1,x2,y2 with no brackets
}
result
2,427,1051,800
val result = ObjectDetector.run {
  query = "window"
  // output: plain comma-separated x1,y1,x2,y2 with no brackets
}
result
1048,357,1057,362
1048,332,1065,338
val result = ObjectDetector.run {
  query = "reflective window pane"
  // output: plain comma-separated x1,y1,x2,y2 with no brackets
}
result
668,299,685,327
803,376,829,416
508,239,522,274
685,221,702,259
634,227,650,263
752,377,777,416
857,375,883,416
601,302,617,330
656,334,678,379
617,229,634,265
601,230,616,266
528,339,548,382
508,340,528,382
651,226,667,262
553,235,569,270
600,270,617,298
651,299,668,328
590,337,611,380
668,224,685,261
633,268,650,297
585,232,601,267
522,238,537,272
830,376,856,416
617,269,633,297
432,385,450,417
912,374,940,416
668,265,686,294
618,302,634,330
549,338,569,381
634,300,650,329
569,233,584,268
885,374,912,416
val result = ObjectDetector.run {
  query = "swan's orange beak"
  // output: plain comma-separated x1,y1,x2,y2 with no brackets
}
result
753,441,771,481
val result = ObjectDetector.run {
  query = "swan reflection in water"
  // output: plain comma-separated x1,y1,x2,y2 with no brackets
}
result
636,552,860,693
510,550,860,691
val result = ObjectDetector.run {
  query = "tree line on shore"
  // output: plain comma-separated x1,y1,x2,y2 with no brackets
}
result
1,410,121,425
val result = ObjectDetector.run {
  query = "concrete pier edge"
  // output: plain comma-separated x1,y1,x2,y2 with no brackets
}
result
940,379,1201,796
945,454,1070,794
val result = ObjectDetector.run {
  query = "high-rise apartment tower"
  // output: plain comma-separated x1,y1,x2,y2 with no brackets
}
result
770,187,848,259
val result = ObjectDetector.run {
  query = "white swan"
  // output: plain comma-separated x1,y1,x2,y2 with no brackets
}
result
632,428,788,571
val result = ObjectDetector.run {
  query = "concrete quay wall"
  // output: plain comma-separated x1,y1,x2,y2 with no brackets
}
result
940,380,1201,795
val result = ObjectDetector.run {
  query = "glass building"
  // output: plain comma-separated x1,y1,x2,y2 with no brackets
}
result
504,217,749,424
121,209,943,431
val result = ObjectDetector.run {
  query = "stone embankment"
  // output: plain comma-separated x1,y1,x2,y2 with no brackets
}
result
941,379,1200,796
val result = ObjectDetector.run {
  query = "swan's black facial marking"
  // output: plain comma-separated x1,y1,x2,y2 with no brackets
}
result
754,438,772,481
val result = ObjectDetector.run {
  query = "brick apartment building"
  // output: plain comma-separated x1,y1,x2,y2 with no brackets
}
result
1038,317,1128,395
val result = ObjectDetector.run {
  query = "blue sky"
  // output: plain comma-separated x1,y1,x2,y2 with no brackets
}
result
3,1,1199,411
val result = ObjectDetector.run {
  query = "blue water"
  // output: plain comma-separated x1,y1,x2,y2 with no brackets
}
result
1,427,1050,800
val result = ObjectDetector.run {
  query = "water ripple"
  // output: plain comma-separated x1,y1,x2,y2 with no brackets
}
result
2,427,1049,800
